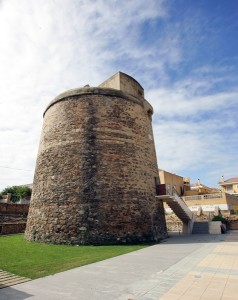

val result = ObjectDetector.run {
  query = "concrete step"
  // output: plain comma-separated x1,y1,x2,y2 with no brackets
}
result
0,270,30,289
192,221,209,234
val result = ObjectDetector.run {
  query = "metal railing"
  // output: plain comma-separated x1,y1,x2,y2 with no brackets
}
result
156,184,193,221
172,188,193,221
183,193,223,201
183,192,238,202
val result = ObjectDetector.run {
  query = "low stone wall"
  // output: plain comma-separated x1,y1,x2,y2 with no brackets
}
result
166,211,238,232
0,223,26,235
0,203,29,213
227,219,238,230
0,203,29,235
166,221,183,232
165,214,183,232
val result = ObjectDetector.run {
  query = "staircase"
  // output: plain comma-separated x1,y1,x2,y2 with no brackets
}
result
165,193,193,223
192,221,209,234
156,184,194,223
156,184,195,234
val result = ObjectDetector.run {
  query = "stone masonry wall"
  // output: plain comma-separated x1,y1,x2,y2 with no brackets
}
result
0,223,26,235
0,204,29,235
0,203,29,213
25,88,167,245
165,214,183,232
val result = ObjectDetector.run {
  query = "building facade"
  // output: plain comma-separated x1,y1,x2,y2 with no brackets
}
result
159,170,238,216
219,176,238,195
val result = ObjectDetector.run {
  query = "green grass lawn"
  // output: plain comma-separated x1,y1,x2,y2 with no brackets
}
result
0,235,149,279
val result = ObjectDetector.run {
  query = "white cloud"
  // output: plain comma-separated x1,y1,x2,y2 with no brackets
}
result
147,83,238,118
0,0,237,191
0,0,167,190
150,74,238,187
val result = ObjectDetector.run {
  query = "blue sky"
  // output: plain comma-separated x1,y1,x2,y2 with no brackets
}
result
0,0,237,190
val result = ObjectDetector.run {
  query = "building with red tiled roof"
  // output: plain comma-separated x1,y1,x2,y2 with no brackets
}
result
219,176,238,195
184,179,220,196
159,170,238,216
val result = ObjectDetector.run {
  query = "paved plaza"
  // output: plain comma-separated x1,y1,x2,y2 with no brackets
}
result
1,231,238,299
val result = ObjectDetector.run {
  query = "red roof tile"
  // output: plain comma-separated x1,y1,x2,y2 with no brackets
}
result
219,177,238,184
190,182,211,189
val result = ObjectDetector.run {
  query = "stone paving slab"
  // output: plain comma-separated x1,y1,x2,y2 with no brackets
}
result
160,231,238,300
0,270,30,289
0,232,237,299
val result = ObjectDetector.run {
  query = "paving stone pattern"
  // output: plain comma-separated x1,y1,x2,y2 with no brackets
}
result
0,270,30,289
2,233,238,299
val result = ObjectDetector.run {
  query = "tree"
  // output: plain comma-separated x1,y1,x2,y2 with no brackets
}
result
0,186,32,202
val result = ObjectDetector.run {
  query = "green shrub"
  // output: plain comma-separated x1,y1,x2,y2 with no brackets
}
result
212,215,227,224
0,185,32,202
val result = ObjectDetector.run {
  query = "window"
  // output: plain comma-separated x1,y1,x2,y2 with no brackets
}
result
226,186,233,191
147,109,153,120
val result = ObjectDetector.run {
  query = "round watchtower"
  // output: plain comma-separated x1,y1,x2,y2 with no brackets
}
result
25,72,167,244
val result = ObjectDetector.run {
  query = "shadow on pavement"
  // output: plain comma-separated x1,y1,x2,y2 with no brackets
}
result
163,230,238,244
0,285,33,300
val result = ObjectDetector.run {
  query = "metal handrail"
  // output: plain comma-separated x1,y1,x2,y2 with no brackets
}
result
172,187,193,220
183,192,238,202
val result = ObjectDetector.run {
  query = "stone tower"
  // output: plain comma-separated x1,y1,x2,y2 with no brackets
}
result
25,72,167,245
